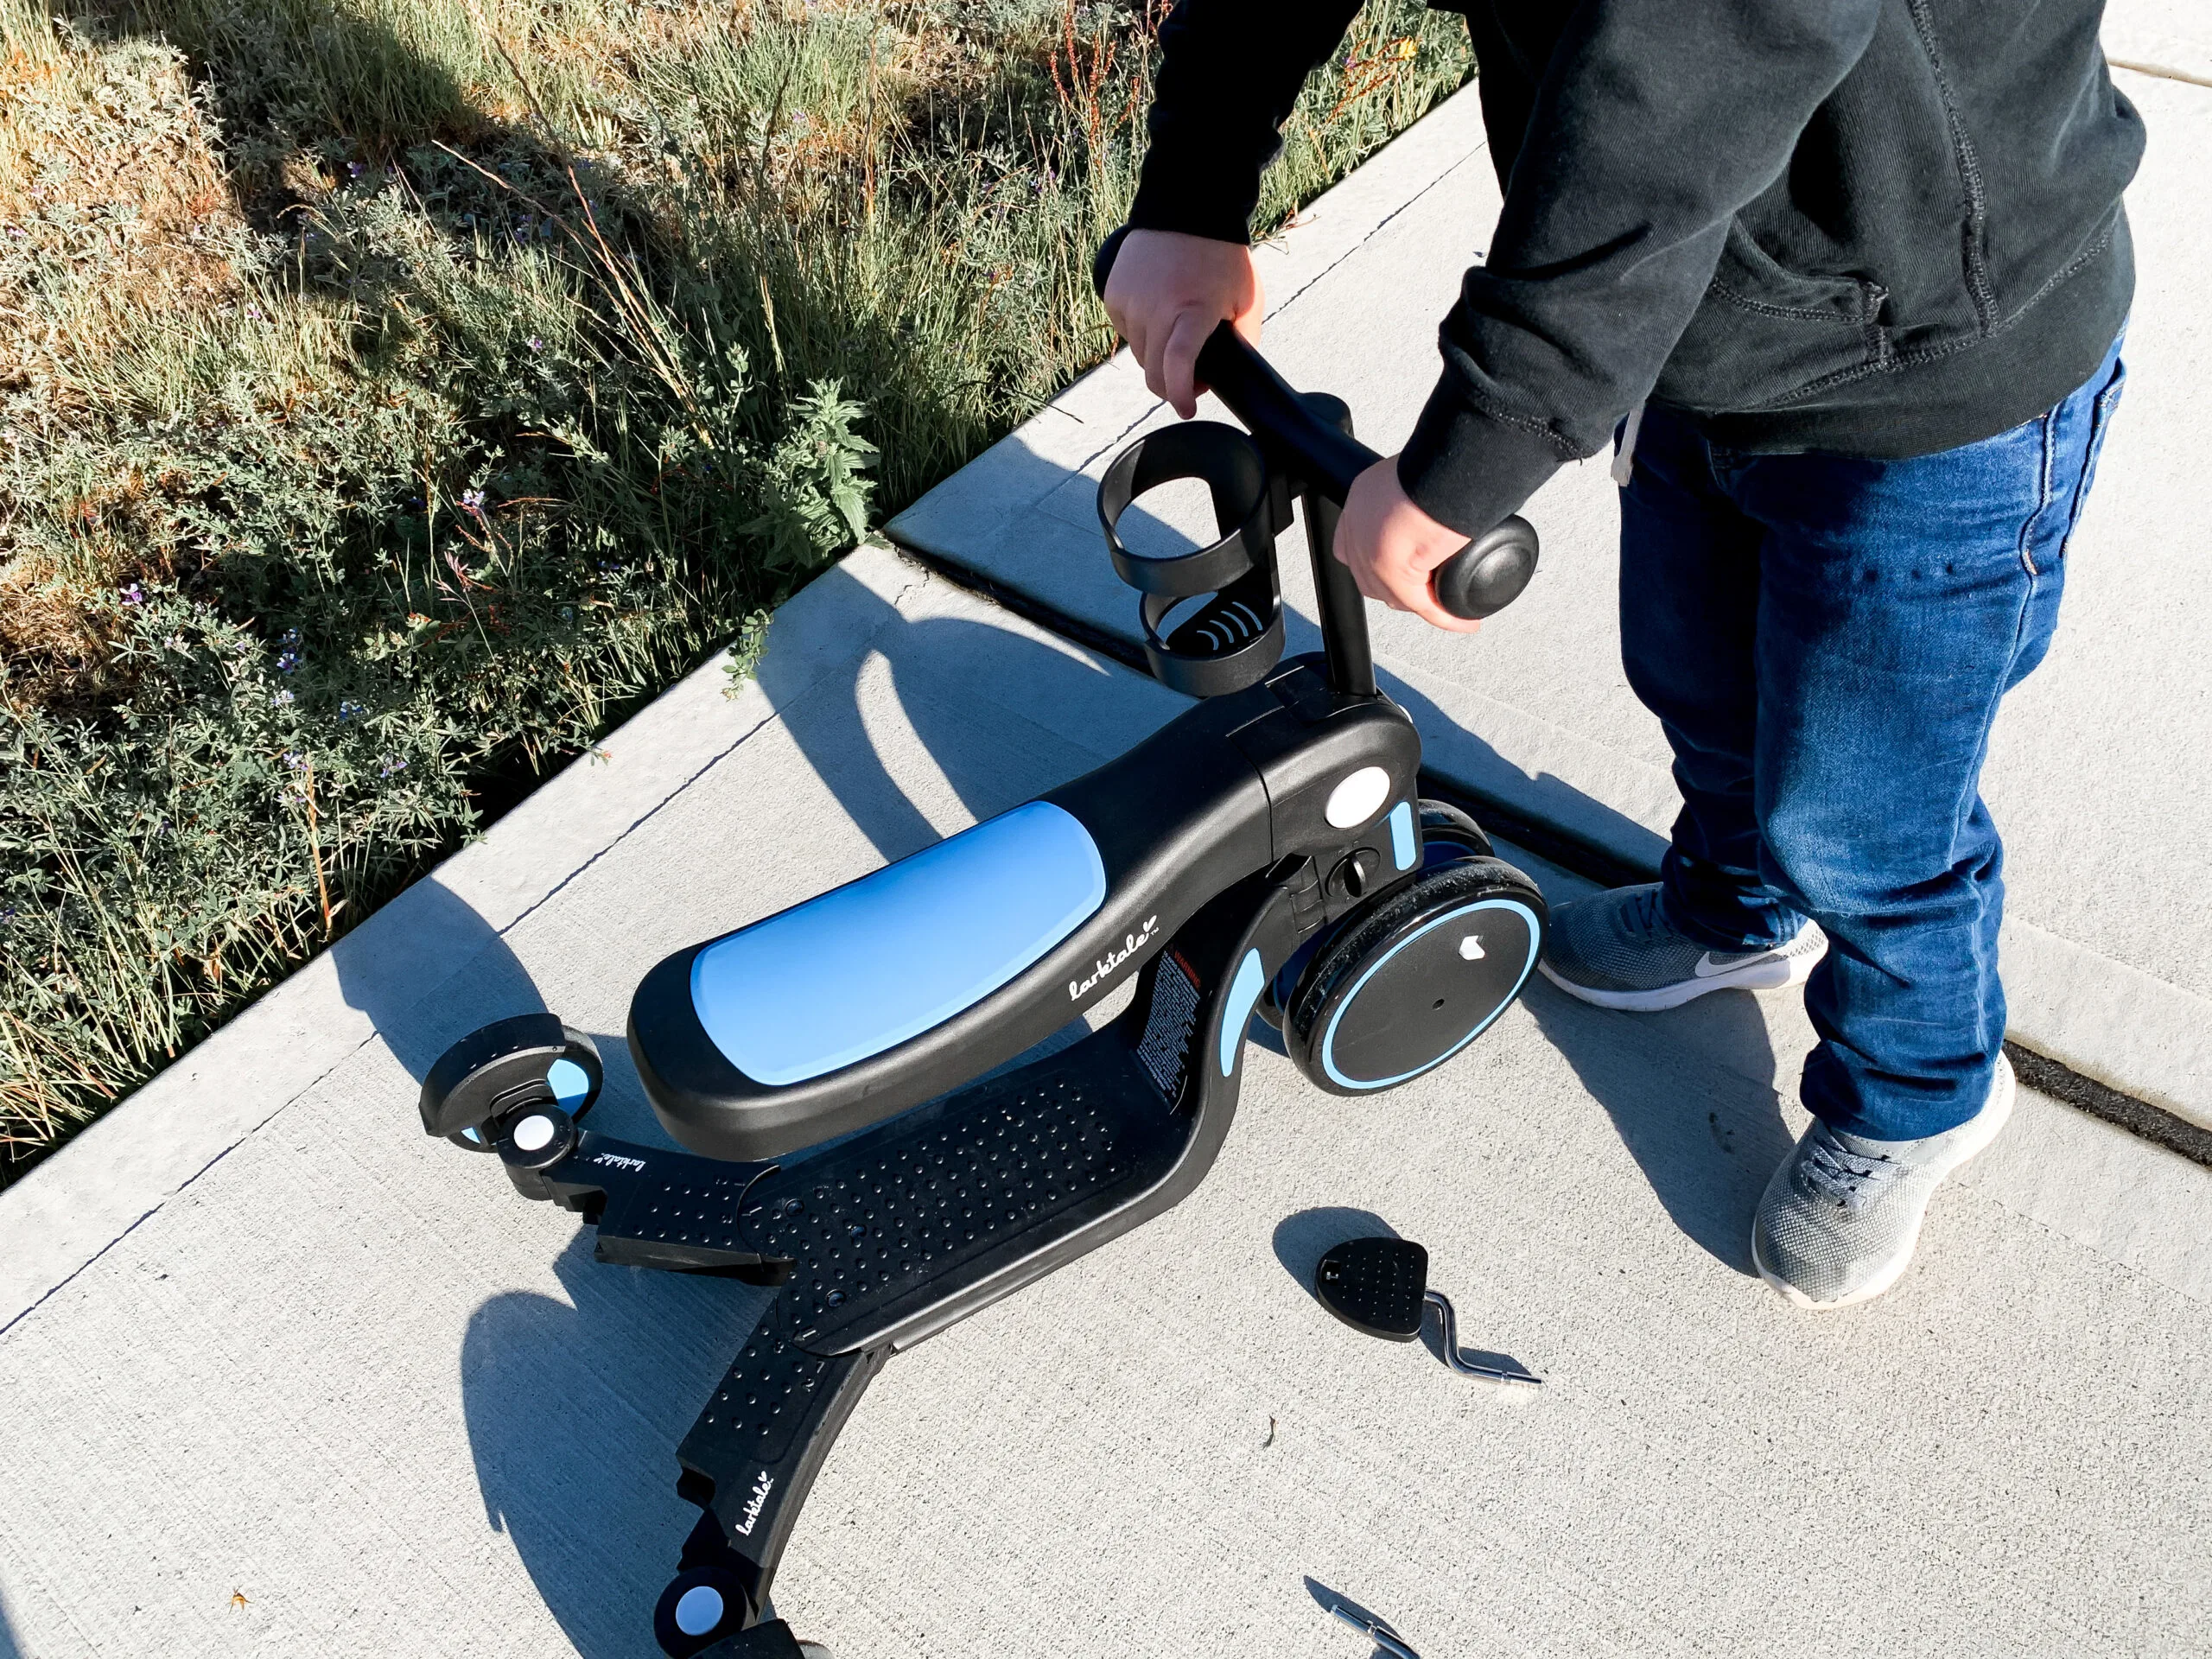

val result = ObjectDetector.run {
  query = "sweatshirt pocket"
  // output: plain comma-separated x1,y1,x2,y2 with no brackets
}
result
1656,220,1891,413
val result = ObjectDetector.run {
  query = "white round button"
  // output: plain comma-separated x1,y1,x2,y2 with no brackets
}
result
1324,766,1393,830
674,1585,726,1637
1459,934,1487,961
512,1113,556,1153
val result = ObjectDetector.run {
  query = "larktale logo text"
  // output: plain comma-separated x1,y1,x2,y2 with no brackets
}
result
1070,917,1159,1001
733,1469,776,1535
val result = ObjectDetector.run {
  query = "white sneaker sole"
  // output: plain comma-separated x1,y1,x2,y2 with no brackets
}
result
1754,1052,2018,1312
1538,928,1826,1013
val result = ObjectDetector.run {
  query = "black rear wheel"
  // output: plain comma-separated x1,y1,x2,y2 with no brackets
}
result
1284,855,1545,1095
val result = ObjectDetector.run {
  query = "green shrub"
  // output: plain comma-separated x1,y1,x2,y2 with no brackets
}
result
0,0,1472,1177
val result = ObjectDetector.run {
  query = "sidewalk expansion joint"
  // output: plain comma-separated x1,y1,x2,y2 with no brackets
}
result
888,534,2212,1170
1263,133,1494,321
2004,1041,2212,1167
2109,58,2212,90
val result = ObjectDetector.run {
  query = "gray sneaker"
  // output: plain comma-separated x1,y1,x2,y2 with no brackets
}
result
1537,883,1826,1012
1753,1052,2016,1310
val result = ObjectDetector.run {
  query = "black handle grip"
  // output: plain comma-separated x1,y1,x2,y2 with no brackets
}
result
1094,226,1535,621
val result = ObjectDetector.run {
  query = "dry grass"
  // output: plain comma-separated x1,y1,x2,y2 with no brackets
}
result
1,27,250,706
0,0,1473,1180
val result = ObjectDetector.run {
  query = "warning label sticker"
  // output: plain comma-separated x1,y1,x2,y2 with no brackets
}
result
1137,951,1202,1105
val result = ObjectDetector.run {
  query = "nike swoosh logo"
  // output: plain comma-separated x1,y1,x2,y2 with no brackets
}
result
1692,951,1758,978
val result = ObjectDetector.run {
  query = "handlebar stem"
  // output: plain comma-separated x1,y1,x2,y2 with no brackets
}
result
1286,392,1378,699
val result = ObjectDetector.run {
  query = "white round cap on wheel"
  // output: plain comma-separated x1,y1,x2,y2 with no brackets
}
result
511,1113,557,1153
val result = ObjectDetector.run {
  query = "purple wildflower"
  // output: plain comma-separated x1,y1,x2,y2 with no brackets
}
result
121,582,145,605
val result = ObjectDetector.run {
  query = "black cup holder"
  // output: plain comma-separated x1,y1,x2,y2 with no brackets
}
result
1097,422,1286,697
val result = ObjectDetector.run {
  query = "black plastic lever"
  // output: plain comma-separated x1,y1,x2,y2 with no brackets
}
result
493,1110,795,1282
1092,226,1538,621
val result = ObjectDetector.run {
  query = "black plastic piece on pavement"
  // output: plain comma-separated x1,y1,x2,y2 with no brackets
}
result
1315,1236,1430,1341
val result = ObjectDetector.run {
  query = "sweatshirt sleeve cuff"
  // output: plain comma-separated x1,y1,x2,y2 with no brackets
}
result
1127,150,1261,246
1395,380,1575,538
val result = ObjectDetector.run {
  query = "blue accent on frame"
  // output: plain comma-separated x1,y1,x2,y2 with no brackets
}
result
547,1058,592,1107
1320,898,1541,1090
1220,949,1267,1077
1388,800,1415,871
690,801,1108,1086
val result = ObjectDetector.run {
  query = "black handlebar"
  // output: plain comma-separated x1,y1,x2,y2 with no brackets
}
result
1091,226,1537,623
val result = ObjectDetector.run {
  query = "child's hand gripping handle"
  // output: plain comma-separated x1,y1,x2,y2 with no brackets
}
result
1093,226,1537,621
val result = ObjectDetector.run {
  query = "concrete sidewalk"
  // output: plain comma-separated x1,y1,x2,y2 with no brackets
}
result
889,65,2212,1127
6,36,2212,1659
1,546,2209,1659
2107,0,2212,86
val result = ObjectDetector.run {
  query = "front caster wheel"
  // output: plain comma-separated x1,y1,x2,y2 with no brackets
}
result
1284,855,1546,1095
418,1013,603,1147
654,1562,753,1656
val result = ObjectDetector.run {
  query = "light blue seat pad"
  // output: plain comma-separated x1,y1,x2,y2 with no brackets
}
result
691,800,1108,1086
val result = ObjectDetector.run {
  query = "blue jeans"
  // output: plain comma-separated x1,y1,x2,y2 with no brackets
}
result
1618,333,2127,1141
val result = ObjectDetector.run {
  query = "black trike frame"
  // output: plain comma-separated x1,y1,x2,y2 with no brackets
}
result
426,250,1542,1657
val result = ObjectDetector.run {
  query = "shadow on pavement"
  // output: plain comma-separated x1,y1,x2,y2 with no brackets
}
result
1373,662,1666,877
1302,1573,1423,1658
334,875,546,1083
1270,1206,1400,1293
333,867,750,1659
754,561,1138,866
1521,977,1791,1274
0,1583,21,1659
463,1233,776,1659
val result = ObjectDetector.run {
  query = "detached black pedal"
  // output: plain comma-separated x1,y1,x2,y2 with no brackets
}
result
1315,1236,1428,1341
1314,1235,1542,1388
